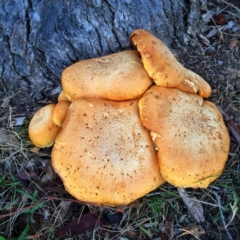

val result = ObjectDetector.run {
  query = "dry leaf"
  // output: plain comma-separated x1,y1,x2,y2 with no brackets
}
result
124,230,139,239
227,68,240,78
12,116,26,126
229,38,239,50
198,34,210,46
228,84,234,91
206,28,218,39
55,200,72,226
30,146,40,153
213,13,226,25
217,106,240,145
41,160,56,184
227,119,240,144
104,211,123,224
178,225,205,239
0,128,19,147
56,212,108,239
160,221,174,240
177,188,205,223
202,11,215,24
225,191,240,228
0,97,10,108
128,199,141,208
231,105,240,112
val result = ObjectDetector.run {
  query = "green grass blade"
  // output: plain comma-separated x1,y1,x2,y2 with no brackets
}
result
17,214,30,240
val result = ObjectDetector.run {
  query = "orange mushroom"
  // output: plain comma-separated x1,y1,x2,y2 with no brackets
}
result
61,50,153,101
139,85,230,188
28,104,61,148
52,101,71,127
130,29,211,98
52,98,165,206
58,90,70,102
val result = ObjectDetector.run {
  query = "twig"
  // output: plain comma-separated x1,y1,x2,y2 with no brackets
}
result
221,0,240,13
221,0,240,21
212,191,233,240
177,228,201,240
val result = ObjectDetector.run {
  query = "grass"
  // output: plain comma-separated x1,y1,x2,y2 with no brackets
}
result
1,2,240,239
1,121,239,240
0,102,239,239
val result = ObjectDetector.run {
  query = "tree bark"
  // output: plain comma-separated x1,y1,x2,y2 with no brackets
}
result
0,0,208,111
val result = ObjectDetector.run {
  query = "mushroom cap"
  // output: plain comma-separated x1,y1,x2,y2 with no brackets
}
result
52,101,71,126
139,86,230,188
52,98,165,206
28,104,62,148
61,50,153,101
130,29,212,98
58,90,71,102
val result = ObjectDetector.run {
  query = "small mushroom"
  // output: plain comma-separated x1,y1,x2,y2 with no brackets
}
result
52,98,165,206
139,85,230,188
61,50,153,101
52,101,71,127
58,90,70,102
28,104,61,148
130,29,212,98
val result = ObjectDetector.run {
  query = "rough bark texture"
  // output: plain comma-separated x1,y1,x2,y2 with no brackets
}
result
0,0,208,111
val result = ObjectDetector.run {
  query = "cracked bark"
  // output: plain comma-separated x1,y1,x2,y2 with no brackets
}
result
0,0,207,112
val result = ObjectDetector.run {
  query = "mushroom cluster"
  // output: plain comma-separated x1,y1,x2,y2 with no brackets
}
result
28,29,230,206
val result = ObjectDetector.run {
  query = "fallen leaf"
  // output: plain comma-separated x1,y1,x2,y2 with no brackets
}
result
104,211,123,224
227,119,240,144
198,34,210,46
213,13,226,25
0,128,19,147
177,188,205,223
16,172,29,180
202,11,215,24
225,190,240,228
228,84,234,91
128,199,141,208
56,212,108,239
217,106,240,145
178,225,205,239
231,105,240,112
206,28,218,38
220,20,238,31
12,116,26,126
24,233,43,239
0,97,10,108
30,147,40,153
55,200,72,226
227,68,240,78
232,25,240,33
160,221,174,240
229,38,239,50
124,230,139,239
41,160,56,184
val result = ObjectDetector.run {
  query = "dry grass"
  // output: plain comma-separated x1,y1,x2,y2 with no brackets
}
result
0,1,240,239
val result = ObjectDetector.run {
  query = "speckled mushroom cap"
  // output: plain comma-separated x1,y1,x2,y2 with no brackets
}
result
51,98,165,206
139,86,230,188
28,104,62,148
61,50,153,101
130,29,212,98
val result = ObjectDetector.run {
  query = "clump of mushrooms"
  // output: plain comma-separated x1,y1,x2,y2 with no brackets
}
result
28,29,230,206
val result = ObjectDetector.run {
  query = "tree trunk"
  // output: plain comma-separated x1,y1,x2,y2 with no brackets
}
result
0,0,208,112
